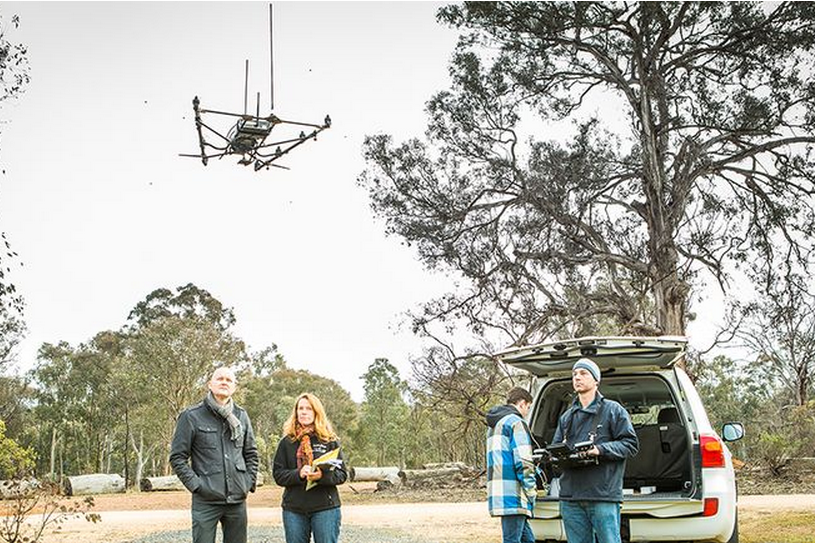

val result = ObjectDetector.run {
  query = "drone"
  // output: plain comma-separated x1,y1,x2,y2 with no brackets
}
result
180,5,330,171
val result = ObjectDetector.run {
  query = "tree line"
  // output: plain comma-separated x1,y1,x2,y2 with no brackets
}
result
2,3,815,484
1,281,813,486
0,284,513,486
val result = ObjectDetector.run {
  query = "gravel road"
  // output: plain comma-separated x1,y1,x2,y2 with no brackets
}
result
124,526,428,543
38,496,815,543
39,502,497,543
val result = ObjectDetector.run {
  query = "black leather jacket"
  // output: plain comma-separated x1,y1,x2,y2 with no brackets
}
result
273,435,347,513
169,399,259,504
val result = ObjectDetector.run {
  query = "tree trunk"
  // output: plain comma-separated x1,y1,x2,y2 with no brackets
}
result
123,407,130,488
653,272,689,337
49,428,58,478
130,430,153,493
106,436,113,473
647,225,689,339
796,362,808,406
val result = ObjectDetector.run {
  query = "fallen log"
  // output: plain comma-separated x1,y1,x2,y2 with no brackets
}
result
422,461,472,473
0,478,40,499
64,473,125,496
140,475,185,492
349,466,400,482
139,471,264,492
398,467,462,486
375,477,402,492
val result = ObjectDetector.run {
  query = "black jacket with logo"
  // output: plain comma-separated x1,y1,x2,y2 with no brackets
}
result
272,435,347,513
169,399,259,504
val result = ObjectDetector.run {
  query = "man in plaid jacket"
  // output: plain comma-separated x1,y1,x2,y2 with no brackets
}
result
486,387,537,543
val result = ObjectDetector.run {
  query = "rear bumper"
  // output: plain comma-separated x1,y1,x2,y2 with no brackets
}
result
532,493,735,542
531,515,735,542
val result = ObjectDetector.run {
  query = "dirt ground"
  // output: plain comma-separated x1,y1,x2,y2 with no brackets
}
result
37,483,498,543
32,483,815,543
79,481,480,511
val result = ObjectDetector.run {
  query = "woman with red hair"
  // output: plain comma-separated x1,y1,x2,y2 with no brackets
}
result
273,393,346,543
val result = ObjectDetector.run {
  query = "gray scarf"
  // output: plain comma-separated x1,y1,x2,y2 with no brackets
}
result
205,391,244,444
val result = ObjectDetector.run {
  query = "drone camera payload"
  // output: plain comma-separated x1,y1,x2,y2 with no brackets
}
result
180,4,329,171
230,118,273,154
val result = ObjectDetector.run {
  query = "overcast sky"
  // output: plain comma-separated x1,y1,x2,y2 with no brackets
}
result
0,2,470,400
0,1,725,401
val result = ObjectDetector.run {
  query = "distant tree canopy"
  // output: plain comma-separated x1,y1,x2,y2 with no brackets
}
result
127,283,237,333
360,2,815,346
737,274,815,407
358,358,410,466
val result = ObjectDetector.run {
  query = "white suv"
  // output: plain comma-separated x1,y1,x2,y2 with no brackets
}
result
496,336,744,543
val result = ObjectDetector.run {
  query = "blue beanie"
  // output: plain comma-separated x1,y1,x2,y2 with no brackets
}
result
573,358,601,383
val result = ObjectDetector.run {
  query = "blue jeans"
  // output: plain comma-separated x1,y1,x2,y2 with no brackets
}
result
501,515,535,543
282,507,341,543
560,501,621,543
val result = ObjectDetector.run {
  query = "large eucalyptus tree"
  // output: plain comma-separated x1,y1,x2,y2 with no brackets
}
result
361,2,815,345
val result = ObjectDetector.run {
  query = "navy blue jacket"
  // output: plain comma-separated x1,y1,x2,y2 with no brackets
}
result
552,392,638,502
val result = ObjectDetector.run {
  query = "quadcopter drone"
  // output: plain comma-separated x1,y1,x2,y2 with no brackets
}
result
180,5,330,171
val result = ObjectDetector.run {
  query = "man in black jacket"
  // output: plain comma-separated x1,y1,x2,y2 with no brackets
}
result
552,358,638,543
170,367,258,543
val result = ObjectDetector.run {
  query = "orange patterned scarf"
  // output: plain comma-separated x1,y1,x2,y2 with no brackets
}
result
295,425,314,470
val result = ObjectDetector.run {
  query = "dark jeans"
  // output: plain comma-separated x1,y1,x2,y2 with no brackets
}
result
191,499,247,543
560,500,622,543
500,515,535,543
282,507,341,543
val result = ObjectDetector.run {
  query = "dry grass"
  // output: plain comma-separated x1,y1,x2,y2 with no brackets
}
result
741,510,815,543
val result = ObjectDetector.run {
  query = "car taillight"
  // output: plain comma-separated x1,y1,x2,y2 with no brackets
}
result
700,434,725,468
702,497,719,516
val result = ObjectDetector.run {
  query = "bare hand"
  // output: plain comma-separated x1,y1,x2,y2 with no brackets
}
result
299,465,312,479
576,445,600,459
306,468,323,481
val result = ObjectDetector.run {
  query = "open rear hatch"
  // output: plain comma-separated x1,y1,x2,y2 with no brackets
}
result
498,337,698,511
495,336,687,377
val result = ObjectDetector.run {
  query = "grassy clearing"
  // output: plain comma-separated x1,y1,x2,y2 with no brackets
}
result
741,510,815,543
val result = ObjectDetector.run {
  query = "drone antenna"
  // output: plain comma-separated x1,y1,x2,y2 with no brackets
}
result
244,59,249,115
269,3,275,111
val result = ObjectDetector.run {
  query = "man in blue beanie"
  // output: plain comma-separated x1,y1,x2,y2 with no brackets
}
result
552,358,638,543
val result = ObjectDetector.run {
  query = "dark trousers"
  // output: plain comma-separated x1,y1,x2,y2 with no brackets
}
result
191,499,248,543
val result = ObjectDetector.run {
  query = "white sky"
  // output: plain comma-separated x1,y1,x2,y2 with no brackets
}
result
0,1,465,400
0,1,726,401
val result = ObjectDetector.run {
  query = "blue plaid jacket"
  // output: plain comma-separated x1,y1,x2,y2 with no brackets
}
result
486,404,537,517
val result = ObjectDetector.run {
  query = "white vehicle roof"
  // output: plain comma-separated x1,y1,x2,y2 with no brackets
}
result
495,336,687,377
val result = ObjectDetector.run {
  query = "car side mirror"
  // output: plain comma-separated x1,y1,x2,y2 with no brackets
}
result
722,422,744,442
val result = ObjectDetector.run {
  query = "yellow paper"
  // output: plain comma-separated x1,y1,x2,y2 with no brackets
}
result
305,448,340,491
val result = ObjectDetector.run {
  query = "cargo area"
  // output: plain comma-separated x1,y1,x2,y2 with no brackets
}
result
531,374,694,498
